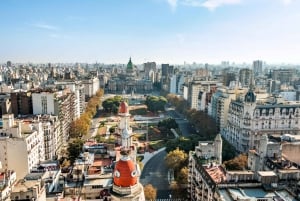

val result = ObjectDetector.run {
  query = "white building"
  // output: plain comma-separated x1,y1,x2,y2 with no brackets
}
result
32,92,55,115
222,90,300,153
32,89,76,144
82,76,100,100
0,114,45,180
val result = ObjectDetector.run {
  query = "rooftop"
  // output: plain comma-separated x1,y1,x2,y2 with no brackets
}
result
219,188,297,201
204,164,226,184
12,180,39,193
257,171,277,177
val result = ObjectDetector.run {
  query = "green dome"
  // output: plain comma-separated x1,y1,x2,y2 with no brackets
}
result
127,57,133,70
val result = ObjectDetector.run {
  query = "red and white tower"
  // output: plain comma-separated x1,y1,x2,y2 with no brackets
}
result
111,101,145,200
118,101,132,149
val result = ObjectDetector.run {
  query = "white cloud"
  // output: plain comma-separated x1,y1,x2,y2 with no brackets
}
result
167,0,241,10
281,0,294,5
167,0,178,11
32,23,58,30
201,0,241,10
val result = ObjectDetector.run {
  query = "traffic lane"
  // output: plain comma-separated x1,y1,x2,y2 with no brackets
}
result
140,150,172,199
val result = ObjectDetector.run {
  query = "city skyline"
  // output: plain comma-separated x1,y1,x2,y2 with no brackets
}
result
1,0,300,64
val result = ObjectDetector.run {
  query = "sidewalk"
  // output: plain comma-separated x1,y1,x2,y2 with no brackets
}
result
141,147,166,166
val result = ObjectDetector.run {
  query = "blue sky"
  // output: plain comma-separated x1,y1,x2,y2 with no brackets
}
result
0,0,300,64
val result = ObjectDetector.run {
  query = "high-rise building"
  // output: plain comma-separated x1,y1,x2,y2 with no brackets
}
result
6,61,12,67
239,68,253,87
188,80,219,110
144,62,156,74
161,64,169,77
272,69,296,84
11,91,33,117
32,89,76,144
253,60,263,75
222,69,236,87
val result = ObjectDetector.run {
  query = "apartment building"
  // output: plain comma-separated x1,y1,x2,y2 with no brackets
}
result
0,114,45,180
222,89,300,153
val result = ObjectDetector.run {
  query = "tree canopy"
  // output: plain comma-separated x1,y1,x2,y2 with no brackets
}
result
144,184,157,200
166,94,188,115
177,167,188,184
69,88,104,138
102,96,123,114
158,118,178,129
165,148,188,172
145,95,167,113
67,139,84,165
223,154,248,171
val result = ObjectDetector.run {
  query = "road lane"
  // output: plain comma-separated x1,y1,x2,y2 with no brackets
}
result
140,150,172,199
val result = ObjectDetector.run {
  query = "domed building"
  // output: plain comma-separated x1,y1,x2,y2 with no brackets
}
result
126,57,134,73
107,58,153,94
111,100,145,200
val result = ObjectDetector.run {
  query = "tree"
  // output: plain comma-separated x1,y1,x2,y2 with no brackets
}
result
166,94,188,114
165,148,188,172
69,89,103,138
158,118,178,129
67,139,84,165
222,137,236,162
145,95,167,113
223,154,248,170
144,184,157,200
177,167,188,184
166,136,196,153
102,96,122,113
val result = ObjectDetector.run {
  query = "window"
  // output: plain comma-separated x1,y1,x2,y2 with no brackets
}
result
41,96,47,114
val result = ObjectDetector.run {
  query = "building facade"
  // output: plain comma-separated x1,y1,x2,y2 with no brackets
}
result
0,114,45,180
222,90,300,153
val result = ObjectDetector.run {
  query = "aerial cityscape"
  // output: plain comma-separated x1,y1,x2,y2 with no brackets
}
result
1,0,300,201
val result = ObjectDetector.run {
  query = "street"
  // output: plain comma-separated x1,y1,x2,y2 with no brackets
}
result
140,150,172,199
165,106,195,136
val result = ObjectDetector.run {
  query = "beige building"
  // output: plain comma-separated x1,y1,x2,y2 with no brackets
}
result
188,134,222,200
209,86,246,131
0,114,45,180
187,80,220,110
10,178,46,201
